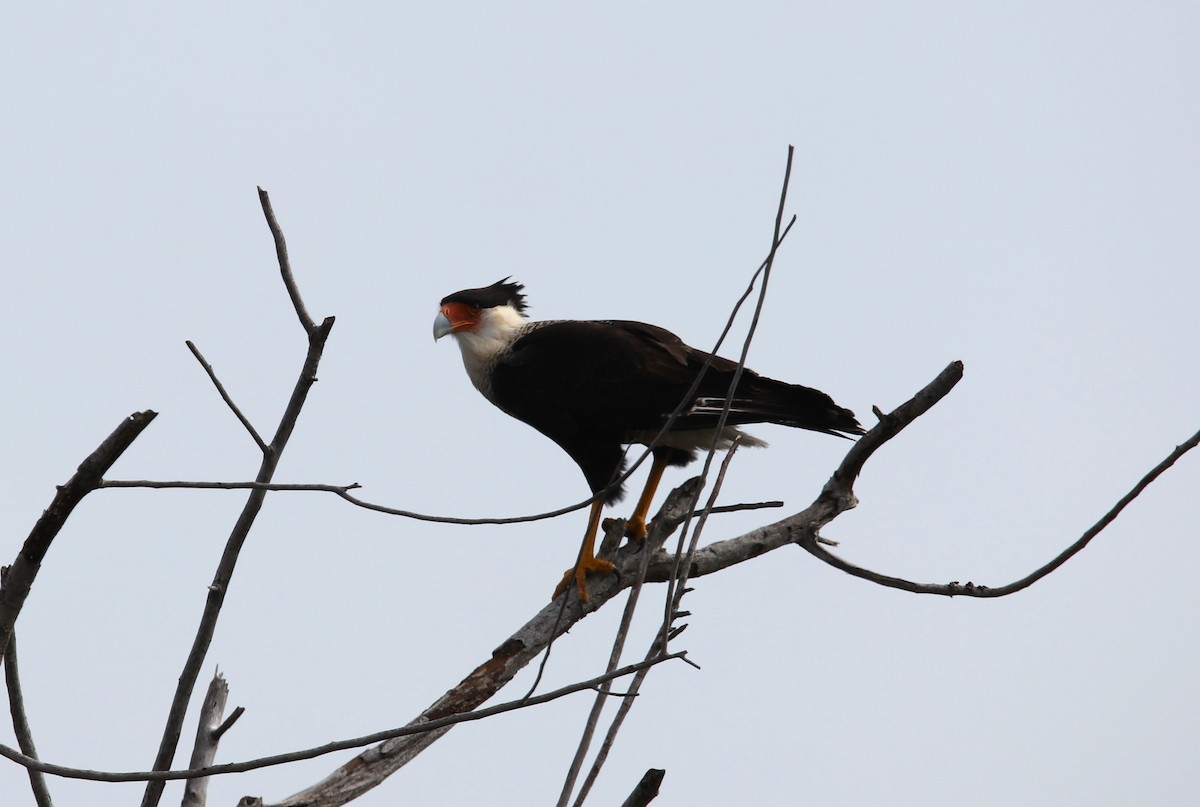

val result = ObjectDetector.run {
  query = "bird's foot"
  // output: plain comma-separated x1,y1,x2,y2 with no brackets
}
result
602,516,649,542
552,554,616,603
623,517,648,542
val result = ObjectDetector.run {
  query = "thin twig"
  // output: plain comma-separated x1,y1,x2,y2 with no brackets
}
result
4,630,54,807
186,341,269,453
99,479,783,524
668,440,741,621
212,707,246,742
257,187,315,334
0,653,687,784
707,500,782,514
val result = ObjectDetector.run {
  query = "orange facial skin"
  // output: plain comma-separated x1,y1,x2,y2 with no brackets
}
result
440,302,481,333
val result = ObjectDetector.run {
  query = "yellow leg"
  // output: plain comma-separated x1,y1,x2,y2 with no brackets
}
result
624,451,669,541
553,498,616,603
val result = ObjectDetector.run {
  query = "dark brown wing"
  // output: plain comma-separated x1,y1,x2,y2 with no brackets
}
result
490,320,861,500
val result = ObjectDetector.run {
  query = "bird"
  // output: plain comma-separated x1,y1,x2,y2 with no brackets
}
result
433,278,864,602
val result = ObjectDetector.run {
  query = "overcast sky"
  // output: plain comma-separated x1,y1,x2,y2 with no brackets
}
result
2,4,1198,806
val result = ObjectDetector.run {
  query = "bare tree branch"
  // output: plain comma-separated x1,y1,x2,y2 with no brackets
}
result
185,341,268,453
139,191,336,807
0,410,158,657
180,671,231,807
4,630,54,807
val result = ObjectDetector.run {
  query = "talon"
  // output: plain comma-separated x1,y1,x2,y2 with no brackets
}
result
553,554,616,602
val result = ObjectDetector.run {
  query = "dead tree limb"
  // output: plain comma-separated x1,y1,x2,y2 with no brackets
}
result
180,671,232,807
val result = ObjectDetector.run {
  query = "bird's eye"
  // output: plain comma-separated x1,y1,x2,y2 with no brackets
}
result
470,305,481,313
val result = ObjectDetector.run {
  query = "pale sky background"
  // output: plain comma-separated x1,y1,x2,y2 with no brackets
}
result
2,4,1198,806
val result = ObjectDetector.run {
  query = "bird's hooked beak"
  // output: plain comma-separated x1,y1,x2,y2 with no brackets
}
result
433,309,453,341
433,302,481,341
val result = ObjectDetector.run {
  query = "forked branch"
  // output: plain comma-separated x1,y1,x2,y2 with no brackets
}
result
139,189,335,807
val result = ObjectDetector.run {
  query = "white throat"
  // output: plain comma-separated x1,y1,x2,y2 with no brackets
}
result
450,304,527,397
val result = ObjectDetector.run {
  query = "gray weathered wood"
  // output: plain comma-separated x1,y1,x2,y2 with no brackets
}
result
180,671,230,807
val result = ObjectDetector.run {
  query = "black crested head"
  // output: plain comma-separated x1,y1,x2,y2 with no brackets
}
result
439,277,528,314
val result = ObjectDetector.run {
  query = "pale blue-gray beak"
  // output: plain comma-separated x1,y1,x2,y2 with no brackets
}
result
432,310,453,341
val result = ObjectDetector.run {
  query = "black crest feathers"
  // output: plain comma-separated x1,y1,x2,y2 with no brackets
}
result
440,277,528,314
